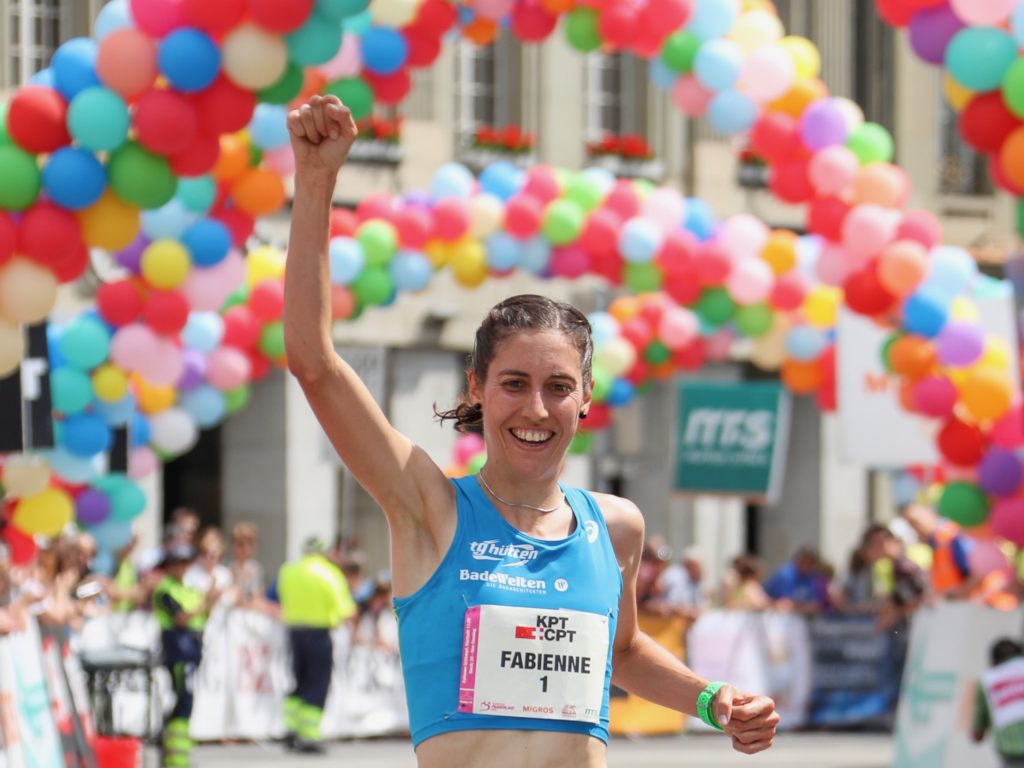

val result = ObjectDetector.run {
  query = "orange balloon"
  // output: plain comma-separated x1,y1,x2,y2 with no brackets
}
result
231,168,286,217
330,285,355,320
213,134,251,182
541,0,575,11
649,360,676,380
132,373,175,414
781,358,822,394
878,240,927,297
888,335,935,378
463,18,498,45
770,78,827,119
998,126,1024,192
761,231,797,275
962,367,1013,422
609,295,641,323
851,163,910,208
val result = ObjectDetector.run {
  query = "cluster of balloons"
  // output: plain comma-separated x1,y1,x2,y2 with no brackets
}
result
876,0,1024,199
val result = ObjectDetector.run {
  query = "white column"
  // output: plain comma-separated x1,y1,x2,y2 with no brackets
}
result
818,414,869,574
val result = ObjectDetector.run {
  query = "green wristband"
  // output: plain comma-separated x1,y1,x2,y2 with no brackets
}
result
697,681,726,731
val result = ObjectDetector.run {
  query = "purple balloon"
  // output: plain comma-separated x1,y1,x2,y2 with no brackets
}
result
909,6,965,65
936,321,984,367
116,233,149,275
979,449,1023,496
177,349,207,391
75,488,111,525
799,100,848,151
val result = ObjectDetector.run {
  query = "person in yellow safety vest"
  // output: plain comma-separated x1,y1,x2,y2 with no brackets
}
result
152,544,220,768
278,536,356,754
901,504,1018,610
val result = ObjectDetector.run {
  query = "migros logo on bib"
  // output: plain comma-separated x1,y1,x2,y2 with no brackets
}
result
469,539,539,567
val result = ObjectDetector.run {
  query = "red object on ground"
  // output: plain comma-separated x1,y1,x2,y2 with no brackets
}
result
92,736,141,768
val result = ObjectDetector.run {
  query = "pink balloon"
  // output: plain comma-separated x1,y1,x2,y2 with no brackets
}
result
549,245,591,278
205,347,251,391
110,325,159,371
319,34,362,79
128,446,158,479
474,0,514,19
991,497,1024,547
815,242,863,287
717,214,768,261
726,258,773,304
991,402,1024,448
704,329,733,361
130,0,186,37
658,307,698,350
641,189,687,233
672,75,712,117
262,145,296,176
841,204,898,258
180,250,246,311
137,338,184,386
808,146,859,197
739,46,795,103
523,167,560,204
951,0,1016,26
912,376,957,418
966,538,1011,577
604,181,641,220
454,433,485,465
897,209,943,249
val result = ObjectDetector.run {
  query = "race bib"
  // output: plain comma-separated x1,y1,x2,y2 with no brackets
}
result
458,604,609,724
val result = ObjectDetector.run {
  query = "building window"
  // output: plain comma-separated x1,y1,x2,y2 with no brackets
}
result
938,98,992,196
454,31,523,154
584,52,649,143
6,0,68,88
852,2,895,134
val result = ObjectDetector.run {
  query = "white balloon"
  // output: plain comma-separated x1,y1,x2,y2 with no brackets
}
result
149,408,199,457
370,0,421,27
222,24,289,90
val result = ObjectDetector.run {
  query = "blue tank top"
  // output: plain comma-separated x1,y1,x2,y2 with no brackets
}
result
394,476,622,748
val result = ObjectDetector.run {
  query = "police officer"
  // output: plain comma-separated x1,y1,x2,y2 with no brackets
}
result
152,544,219,768
278,536,355,753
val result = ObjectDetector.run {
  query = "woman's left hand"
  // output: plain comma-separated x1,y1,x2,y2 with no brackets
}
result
713,685,779,754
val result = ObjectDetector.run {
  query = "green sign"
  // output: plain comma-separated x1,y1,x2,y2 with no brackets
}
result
674,380,790,500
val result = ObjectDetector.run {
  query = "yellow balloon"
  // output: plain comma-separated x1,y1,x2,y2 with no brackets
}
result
93,364,129,402
980,338,1012,371
943,72,973,111
780,36,821,80
949,297,979,322
2,456,51,499
424,240,449,269
221,23,288,90
0,257,58,324
134,375,176,414
449,238,488,287
0,317,24,378
13,488,73,537
803,286,840,329
595,337,637,378
142,240,191,289
246,245,286,287
77,190,140,251
370,0,419,27
760,231,797,275
730,10,783,54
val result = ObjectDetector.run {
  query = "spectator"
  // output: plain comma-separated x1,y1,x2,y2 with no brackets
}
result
973,638,1024,766
900,503,977,600
170,507,200,547
654,546,708,620
861,524,927,630
184,528,233,599
340,550,373,609
837,546,876,612
764,546,829,613
228,522,265,607
636,536,673,612
722,554,771,611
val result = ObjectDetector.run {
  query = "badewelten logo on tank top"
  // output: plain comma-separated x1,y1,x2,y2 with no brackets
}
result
461,540,547,594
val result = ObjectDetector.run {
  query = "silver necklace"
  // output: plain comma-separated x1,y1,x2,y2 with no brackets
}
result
477,472,564,514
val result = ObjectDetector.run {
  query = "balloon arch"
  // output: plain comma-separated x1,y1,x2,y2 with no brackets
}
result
1,0,1022,568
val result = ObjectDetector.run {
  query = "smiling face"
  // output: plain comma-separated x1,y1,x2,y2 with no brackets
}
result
469,329,591,484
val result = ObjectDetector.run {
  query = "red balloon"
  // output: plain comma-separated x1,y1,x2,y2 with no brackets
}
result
97,279,144,326
193,75,256,136
183,0,246,36
656,229,698,273
641,0,692,31
221,305,260,349
247,0,313,33
897,209,942,249
959,93,1020,154
330,207,359,238
580,402,612,431
937,417,985,466
843,266,895,316
604,180,641,220
505,194,543,239
769,158,814,204
749,113,801,163
0,212,15,266
818,345,837,386
875,0,915,26
580,209,622,258
807,197,850,241
664,265,702,305
395,207,432,249
170,132,220,177
674,338,706,371
356,193,397,222
590,249,624,284
624,358,649,385
247,349,273,380
51,243,90,284
816,380,837,411
143,290,190,335
694,244,730,286
16,202,82,269
249,280,285,321
598,4,639,49
134,89,199,155
412,0,459,36
7,85,70,154
403,29,442,68
511,2,558,42
212,207,255,247
621,316,655,350
770,270,809,310
432,198,470,241
3,524,37,566
365,69,412,106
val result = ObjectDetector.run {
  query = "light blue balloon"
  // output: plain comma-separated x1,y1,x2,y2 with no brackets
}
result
182,312,224,352
361,27,408,75
95,0,133,41
58,317,110,371
176,176,217,213
46,448,99,484
181,218,231,267
248,104,290,150
343,9,373,35
902,290,950,338
158,28,221,93
784,326,827,362
29,68,55,87
922,245,977,298
708,89,757,135
62,412,112,457
317,0,370,20
588,311,620,345
479,162,524,202
619,218,662,263
796,235,823,275
1014,2,1024,47
52,38,100,101
429,163,475,202
485,233,522,272
580,167,615,196
95,393,136,427
68,87,129,152
687,0,740,41
694,39,742,92
519,236,552,274
649,58,679,90
389,251,432,292
181,385,226,429
946,27,1017,93
141,199,196,241
684,197,717,240
89,517,133,553
51,368,94,415
329,237,366,285
42,148,106,210
286,12,345,67
93,551,115,576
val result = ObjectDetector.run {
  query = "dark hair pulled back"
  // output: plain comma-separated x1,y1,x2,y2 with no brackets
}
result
434,294,593,435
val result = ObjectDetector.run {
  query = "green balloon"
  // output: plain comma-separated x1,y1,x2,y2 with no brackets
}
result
846,123,894,165
1003,57,1024,118
0,102,10,146
258,321,286,359
225,385,250,414
661,32,700,74
343,9,372,35
0,146,41,211
466,453,487,475
176,176,217,213
222,286,249,312
352,267,394,306
357,221,397,267
94,474,146,522
286,11,344,66
565,7,601,53
591,364,610,402
879,333,898,372
569,432,593,455
645,340,671,365
695,287,735,326
51,368,94,414
108,142,177,210
248,144,263,168
624,262,662,294
59,317,111,370
541,199,584,245
1017,197,1024,239
258,61,305,104
323,77,374,121
564,174,603,212
318,0,370,21
937,481,989,527
67,87,129,152
734,304,774,337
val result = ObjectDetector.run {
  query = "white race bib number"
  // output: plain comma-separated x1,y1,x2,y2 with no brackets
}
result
458,604,608,724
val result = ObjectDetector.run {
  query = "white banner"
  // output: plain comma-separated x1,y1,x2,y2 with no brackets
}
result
0,620,63,768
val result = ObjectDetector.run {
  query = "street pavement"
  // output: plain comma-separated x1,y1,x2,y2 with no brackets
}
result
182,732,892,767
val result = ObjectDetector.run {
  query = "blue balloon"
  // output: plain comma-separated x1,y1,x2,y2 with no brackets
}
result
684,198,717,240
688,0,740,41
67,87,130,152
902,291,949,338
1014,2,1024,47
796,235,824,275
648,58,679,90
429,163,475,201
708,89,757,135
95,394,136,427
694,39,742,91
52,38,100,101
95,0,132,40
159,28,221,92
29,68,55,87
389,251,432,292
182,218,231,267
329,237,366,285
248,104,290,150
89,517,133,553
588,312,620,345
619,218,662,263
946,27,1016,93
47,324,67,369
181,385,226,428
141,199,196,240
785,326,827,362
182,312,224,352
479,162,524,202
362,27,408,75
485,233,522,272
176,176,217,213
42,148,106,210
606,378,636,407
519,237,552,275
580,167,616,195
130,413,151,448
92,551,115,576
62,412,113,457
317,0,371,20
922,245,977,299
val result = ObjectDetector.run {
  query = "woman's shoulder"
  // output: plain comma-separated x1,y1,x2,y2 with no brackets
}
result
584,491,644,558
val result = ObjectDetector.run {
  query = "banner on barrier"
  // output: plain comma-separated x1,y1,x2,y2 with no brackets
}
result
0,621,64,768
